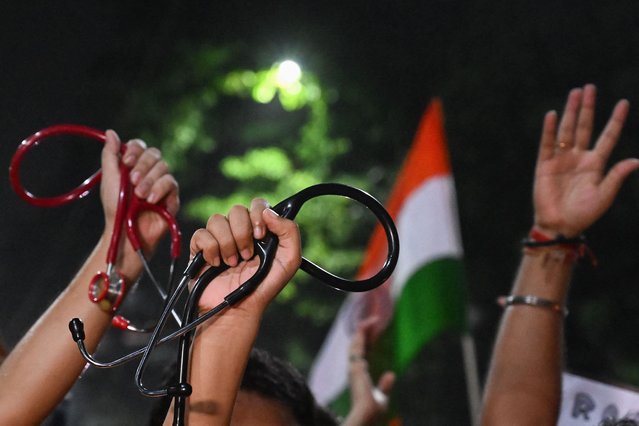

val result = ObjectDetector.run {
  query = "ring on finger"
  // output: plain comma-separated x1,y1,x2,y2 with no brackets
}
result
372,387,389,407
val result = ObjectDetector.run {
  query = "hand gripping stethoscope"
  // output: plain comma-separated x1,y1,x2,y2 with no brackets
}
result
71,183,399,425
9,124,183,331
10,125,400,426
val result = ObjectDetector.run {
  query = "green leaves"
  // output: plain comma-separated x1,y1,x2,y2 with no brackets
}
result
117,43,399,374
221,147,292,181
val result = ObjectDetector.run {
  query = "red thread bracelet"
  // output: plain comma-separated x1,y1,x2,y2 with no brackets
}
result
522,227,597,265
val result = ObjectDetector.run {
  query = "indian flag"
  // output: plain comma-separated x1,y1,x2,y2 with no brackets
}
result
308,99,467,410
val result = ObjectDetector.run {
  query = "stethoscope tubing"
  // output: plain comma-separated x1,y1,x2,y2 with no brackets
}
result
9,124,107,207
69,182,400,426
12,124,182,328
71,183,399,371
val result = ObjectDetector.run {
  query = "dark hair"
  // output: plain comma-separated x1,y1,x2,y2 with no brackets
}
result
599,419,639,426
242,347,338,426
148,347,338,426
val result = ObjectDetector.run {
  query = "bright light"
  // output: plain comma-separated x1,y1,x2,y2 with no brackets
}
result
276,60,302,86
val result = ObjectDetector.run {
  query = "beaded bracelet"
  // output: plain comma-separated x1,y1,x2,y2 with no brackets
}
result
522,227,596,265
497,294,568,316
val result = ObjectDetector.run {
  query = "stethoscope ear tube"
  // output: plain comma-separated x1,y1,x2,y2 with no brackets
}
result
9,125,107,207
273,183,400,292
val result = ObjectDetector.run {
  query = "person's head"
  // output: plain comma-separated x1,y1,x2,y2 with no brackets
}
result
148,347,337,426
233,347,338,426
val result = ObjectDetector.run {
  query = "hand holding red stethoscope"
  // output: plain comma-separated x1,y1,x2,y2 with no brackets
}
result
10,124,182,330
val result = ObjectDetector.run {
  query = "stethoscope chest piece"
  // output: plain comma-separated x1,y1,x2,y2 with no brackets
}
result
88,269,126,313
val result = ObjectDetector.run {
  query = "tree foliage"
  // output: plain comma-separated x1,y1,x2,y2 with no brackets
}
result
119,44,390,368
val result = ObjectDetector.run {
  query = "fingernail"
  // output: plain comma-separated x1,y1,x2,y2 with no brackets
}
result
135,182,150,197
130,171,141,185
147,192,157,204
226,255,238,267
106,129,119,141
124,154,136,166
253,225,263,239
240,248,252,260
265,208,279,217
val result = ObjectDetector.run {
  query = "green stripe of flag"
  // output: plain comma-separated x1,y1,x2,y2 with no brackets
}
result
391,257,466,373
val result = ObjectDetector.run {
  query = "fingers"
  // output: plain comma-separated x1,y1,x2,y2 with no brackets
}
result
537,111,557,163
250,198,269,239
262,208,302,268
600,158,639,203
228,205,254,261
121,138,147,167
118,137,179,208
593,99,630,162
347,322,394,419
190,198,271,268
191,228,222,267
540,85,628,164
101,130,122,179
556,87,583,151
574,84,596,150
349,325,367,360
128,145,163,196
376,371,396,395
206,214,242,267
156,175,180,215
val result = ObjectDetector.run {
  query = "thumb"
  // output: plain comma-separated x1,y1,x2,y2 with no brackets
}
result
262,208,300,247
262,208,302,271
600,158,639,201
101,130,122,180
376,371,396,395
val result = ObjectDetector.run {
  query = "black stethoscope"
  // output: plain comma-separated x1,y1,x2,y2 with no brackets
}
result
10,125,400,426
71,183,399,425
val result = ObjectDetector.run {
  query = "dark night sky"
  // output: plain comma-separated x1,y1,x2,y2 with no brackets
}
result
4,1,639,424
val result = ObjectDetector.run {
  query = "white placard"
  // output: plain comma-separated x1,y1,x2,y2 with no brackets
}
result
559,373,639,425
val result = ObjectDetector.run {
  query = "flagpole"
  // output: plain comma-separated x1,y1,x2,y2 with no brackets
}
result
461,332,482,426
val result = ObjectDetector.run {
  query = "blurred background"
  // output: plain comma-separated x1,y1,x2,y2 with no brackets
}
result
3,1,639,424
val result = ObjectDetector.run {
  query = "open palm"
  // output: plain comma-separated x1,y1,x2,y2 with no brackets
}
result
533,85,639,237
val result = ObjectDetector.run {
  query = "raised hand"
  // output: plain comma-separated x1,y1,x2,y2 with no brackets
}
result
189,198,302,316
343,317,396,426
100,130,180,253
533,84,639,237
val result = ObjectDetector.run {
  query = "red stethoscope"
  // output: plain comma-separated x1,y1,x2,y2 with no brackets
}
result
9,124,183,330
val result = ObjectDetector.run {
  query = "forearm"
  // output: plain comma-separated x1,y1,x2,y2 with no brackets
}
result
0,231,144,423
164,311,262,426
480,249,574,426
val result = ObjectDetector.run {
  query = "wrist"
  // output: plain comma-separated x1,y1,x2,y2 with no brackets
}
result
532,214,586,238
196,311,261,346
99,227,144,280
516,252,574,302
531,221,583,239
530,224,563,239
524,226,596,266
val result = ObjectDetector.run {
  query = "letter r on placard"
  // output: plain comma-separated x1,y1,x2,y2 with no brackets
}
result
572,392,595,420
